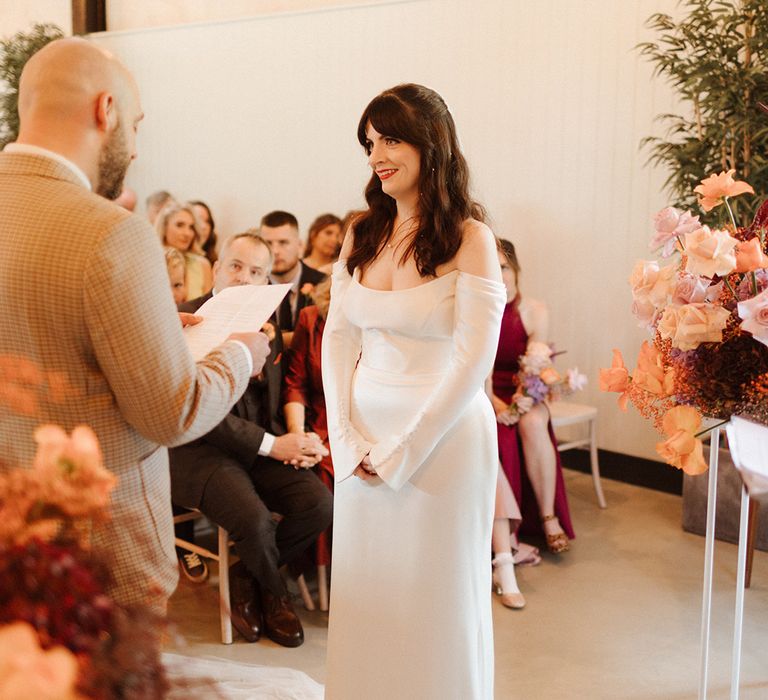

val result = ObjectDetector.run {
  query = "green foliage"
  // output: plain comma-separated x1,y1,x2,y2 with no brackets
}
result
0,23,64,148
638,0,768,219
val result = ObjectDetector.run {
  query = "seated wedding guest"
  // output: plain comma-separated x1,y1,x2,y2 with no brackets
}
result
169,231,332,647
146,189,173,224
164,246,188,305
490,238,575,554
190,199,218,266
260,210,326,348
302,214,342,273
156,201,213,299
283,279,334,566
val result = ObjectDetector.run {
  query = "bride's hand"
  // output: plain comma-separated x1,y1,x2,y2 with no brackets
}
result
354,455,377,481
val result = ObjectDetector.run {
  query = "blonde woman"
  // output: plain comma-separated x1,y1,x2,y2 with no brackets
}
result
156,202,212,298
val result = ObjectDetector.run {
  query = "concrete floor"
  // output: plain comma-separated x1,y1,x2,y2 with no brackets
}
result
166,469,768,699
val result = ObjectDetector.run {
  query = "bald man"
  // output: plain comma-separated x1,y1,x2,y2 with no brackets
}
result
0,38,270,612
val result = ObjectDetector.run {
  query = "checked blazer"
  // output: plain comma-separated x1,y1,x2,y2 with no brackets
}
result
0,152,251,611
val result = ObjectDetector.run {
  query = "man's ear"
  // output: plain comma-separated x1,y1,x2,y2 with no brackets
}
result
95,92,117,132
212,260,219,278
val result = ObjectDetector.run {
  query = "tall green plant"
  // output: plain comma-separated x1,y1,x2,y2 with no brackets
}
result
0,23,64,148
638,0,768,220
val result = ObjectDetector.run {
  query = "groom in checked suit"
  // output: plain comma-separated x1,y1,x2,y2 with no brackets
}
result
0,39,270,612
170,232,332,647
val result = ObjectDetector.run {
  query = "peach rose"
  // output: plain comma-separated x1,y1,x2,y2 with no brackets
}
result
657,305,680,342
630,260,675,307
33,425,116,518
599,349,630,411
632,341,674,397
683,226,738,278
655,406,708,475
671,303,731,351
693,169,754,212
0,622,81,700
734,237,768,273
738,287,768,348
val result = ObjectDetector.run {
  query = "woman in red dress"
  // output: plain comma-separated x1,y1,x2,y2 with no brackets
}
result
283,279,334,568
490,239,575,556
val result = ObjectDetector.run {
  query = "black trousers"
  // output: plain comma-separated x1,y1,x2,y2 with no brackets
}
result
172,449,333,596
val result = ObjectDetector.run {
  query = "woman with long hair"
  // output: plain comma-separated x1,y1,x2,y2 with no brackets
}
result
190,200,218,266
155,202,212,299
490,239,575,556
302,213,341,272
322,84,505,700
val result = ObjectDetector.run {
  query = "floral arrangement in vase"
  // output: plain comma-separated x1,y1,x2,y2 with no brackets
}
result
600,170,768,474
500,341,587,424
0,420,171,698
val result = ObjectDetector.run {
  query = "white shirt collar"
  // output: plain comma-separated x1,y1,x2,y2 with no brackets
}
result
4,143,92,191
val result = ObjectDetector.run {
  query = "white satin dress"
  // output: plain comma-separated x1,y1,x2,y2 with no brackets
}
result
322,260,506,700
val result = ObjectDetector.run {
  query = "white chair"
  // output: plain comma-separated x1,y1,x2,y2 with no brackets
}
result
173,510,315,644
548,401,607,509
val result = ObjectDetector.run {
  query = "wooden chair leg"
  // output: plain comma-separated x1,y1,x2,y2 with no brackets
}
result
318,564,329,612
297,573,315,611
589,418,607,509
218,527,233,644
745,498,760,589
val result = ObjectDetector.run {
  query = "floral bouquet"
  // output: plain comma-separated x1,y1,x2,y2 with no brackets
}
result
501,341,587,423
600,170,768,475
0,422,171,699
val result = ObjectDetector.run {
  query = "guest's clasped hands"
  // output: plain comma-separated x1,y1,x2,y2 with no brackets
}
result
353,455,377,481
271,432,328,469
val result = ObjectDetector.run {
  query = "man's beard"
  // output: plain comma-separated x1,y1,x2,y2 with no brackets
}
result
96,124,131,201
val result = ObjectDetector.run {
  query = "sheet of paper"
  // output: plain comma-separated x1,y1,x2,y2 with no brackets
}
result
726,416,768,498
183,284,291,361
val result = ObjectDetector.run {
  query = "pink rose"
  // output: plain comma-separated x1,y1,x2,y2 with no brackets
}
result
734,238,768,273
737,287,768,348
683,226,738,278
670,272,710,305
671,303,732,350
631,296,658,328
650,207,701,257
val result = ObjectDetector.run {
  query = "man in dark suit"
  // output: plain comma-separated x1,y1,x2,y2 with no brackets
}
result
260,211,326,348
169,231,331,647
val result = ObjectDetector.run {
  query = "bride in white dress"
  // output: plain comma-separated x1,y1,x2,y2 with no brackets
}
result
322,84,506,700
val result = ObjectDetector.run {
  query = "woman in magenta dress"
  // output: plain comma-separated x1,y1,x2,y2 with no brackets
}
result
490,239,575,553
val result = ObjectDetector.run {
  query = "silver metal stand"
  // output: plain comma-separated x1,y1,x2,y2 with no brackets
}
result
730,486,750,700
699,427,720,700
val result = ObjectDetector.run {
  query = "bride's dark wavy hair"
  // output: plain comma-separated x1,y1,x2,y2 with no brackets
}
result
347,83,485,277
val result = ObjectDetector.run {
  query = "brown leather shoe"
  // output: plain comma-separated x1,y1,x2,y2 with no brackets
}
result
229,562,262,643
261,589,304,648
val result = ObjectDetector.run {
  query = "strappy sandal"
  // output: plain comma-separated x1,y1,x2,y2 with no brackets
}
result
541,514,570,554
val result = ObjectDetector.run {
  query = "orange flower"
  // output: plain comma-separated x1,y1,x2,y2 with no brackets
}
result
734,237,768,273
693,169,754,212
655,406,708,475
632,341,675,396
599,349,630,410
540,367,561,386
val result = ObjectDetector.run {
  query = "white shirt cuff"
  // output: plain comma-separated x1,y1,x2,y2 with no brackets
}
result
229,339,253,375
259,432,276,457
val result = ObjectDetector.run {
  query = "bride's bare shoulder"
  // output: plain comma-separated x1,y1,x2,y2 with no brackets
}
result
454,219,500,281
